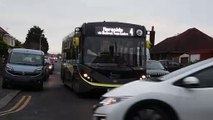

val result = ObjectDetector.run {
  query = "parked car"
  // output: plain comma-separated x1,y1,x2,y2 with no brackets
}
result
93,57,213,120
146,60,169,78
2,48,46,90
159,60,182,72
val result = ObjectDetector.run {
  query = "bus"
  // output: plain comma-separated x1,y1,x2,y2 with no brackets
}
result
61,21,155,94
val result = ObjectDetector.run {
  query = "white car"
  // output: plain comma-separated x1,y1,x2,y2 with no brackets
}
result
93,57,213,120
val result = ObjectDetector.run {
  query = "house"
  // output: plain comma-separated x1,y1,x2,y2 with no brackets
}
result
0,27,15,47
0,27,8,38
150,28,213,64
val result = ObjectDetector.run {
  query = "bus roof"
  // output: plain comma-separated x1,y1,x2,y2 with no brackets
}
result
83,21,146,28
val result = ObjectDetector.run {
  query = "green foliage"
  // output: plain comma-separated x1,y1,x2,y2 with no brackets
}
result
24,26,49,53
25,26,43,43
41,37,49,54
15,40,22,48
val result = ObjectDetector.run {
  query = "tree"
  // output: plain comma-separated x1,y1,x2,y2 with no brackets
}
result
15,40,22,48
23,26,49,54
41,37,49,54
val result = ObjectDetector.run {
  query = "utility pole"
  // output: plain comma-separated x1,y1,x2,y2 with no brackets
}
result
39,34,43,51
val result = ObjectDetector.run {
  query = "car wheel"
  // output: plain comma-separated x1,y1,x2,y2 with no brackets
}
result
73,78,80,93
125,104,171,120
36,81,43,91
60,71,64,79
2,79,8,89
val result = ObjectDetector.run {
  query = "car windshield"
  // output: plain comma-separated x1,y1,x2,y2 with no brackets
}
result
9,52,43,66
83,36,146,68
158,58,212,81
147,60,165,70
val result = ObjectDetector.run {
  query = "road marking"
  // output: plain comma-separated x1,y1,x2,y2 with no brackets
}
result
0,95,31,116
0,90,20,109
0,96,27,114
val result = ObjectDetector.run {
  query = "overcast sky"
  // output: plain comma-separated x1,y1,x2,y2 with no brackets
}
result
1,0,213,54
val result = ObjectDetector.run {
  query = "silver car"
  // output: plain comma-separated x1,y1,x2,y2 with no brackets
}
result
93,57,213,120
146,60,169,78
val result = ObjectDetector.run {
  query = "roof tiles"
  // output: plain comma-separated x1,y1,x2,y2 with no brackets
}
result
151,28,213,53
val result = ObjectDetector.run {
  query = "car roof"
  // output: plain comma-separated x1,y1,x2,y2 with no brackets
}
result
159,60,169,61
11,48,44,55
147,60,160,62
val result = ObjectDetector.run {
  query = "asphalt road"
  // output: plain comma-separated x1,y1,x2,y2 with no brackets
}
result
0,61,101,120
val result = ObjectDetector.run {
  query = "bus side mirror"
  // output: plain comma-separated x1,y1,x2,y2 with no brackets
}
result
73,37,79,48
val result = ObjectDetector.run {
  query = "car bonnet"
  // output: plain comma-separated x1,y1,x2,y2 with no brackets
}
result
103,80,162,97
7,63,43,73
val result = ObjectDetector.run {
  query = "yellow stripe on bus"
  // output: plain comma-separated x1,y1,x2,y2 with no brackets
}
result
79,75,123,87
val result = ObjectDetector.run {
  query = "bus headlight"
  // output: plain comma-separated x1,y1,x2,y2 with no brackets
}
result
82,73,92,81
83,73,90,79
140,75,147,80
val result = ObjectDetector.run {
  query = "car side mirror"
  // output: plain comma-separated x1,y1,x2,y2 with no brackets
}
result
183,76,200,88
164,65,168,69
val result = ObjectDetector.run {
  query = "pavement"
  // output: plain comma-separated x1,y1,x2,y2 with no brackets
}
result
0,77,20,109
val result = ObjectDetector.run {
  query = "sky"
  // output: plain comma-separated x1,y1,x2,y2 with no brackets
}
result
1,0,213,54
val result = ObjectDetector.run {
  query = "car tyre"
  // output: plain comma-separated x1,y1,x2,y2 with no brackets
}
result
2,79,8,89
125,104,172,120
73,78,80,93
36,81,43,91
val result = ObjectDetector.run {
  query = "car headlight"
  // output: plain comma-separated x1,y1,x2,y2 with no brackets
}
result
93,96,132,111
6,65,14,72
99,96,131,106
34,68,42,73
48,65,53,69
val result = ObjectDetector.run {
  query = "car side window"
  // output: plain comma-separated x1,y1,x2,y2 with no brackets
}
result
174,66,213,88
171,61,179,66
191,66,213,88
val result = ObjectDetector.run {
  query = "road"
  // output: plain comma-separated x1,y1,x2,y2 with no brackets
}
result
0,61,100,120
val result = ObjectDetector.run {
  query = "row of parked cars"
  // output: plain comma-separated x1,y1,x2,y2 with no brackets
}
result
93,57,213,120
2,48,55,90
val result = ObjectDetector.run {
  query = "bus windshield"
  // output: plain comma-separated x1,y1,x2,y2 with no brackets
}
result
83,36,146,68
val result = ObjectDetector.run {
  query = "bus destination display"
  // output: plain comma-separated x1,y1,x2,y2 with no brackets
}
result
96,26,134,36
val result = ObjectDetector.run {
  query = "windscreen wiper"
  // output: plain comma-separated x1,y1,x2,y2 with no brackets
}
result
118,64,135,72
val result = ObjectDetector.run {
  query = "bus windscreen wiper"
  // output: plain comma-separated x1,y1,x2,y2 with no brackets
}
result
117,64,135,71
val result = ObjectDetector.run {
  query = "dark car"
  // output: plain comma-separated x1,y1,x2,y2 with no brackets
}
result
159,60,183,72
146,60,169,78
45,57,54,74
